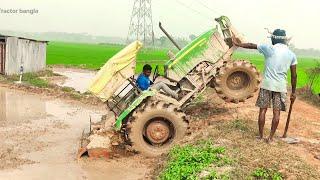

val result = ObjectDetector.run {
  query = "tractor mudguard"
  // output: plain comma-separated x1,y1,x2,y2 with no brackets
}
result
114,90,156,130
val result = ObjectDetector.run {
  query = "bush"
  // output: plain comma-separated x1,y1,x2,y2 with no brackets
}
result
306,61,320,94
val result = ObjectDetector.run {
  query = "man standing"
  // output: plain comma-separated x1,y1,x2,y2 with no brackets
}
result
136,64,178,99
233,29,298,142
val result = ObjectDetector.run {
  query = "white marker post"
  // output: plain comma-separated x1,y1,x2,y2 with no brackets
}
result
16,65,23,84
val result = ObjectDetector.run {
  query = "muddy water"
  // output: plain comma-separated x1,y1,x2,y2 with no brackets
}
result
53,68,96,93
0,87,150,180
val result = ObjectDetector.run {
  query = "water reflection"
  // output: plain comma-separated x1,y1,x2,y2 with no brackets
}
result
0,88,46,125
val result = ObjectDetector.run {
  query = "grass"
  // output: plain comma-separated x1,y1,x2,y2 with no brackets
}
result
61,86,75,93
159,140,230,180
47,42,168,71
46,41,320,93
230,119,250,132
296,87,320,107
0,70,104,104
2,70,54,88
251,168,283,180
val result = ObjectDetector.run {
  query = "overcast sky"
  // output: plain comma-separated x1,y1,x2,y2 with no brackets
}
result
0,0,319,49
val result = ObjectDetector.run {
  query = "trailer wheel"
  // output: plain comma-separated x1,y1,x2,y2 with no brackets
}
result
125,101,188,157
215,60,261,103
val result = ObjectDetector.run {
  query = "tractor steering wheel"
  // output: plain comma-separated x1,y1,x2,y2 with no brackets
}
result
153,65,159,82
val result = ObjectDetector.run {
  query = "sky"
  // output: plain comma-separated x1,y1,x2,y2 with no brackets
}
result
0,0,319,49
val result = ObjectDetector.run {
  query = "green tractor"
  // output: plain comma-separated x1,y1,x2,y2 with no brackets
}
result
85,16,260,157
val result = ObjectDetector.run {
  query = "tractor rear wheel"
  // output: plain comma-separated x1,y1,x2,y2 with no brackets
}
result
125,101,188,157
214,60,260,103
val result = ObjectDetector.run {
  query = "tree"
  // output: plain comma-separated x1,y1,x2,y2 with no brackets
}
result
159,36,167,47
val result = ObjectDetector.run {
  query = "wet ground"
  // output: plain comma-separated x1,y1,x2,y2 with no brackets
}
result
52,68,96,93
0,87,150,180
51,68,137,97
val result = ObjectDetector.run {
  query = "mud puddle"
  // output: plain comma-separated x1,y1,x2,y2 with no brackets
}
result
0,87,150,180
52,68,96,93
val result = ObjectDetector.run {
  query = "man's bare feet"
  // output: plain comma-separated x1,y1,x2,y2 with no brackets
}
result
266,137,279,145
266,137,273,143
256,136,264,141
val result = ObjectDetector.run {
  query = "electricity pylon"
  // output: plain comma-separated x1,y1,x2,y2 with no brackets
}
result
127,0,154,46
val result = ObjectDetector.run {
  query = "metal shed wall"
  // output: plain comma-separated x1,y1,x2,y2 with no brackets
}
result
5,37,46,75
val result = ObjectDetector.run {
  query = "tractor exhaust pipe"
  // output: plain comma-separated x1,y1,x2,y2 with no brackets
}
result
159,22,181,50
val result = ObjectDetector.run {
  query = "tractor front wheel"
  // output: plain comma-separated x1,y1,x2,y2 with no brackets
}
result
125,101,188,157
214,60,261,103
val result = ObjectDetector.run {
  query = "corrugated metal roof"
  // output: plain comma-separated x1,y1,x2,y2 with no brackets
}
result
0,34,49,43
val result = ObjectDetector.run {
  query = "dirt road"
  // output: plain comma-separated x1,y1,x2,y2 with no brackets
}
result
214,91,320,169
0,87,151,180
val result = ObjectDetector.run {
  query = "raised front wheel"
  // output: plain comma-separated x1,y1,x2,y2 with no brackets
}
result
214,60,261,103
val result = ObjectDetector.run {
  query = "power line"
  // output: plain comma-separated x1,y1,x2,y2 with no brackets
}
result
173,0,212,21
196,0,222,16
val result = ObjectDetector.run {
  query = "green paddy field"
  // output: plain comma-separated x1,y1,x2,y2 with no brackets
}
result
47,42,320,93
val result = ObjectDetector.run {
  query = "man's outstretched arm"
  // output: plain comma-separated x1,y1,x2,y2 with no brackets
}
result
290,65,297,101
232,37,258,49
